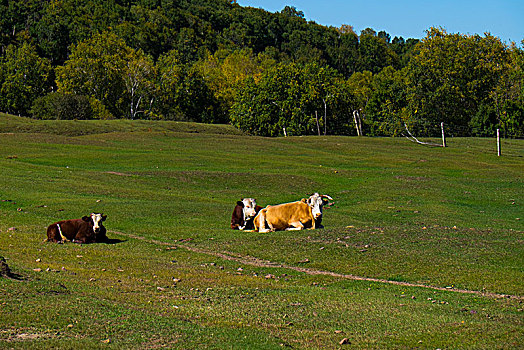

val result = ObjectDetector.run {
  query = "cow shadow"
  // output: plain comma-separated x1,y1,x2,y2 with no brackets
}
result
99,238,126,245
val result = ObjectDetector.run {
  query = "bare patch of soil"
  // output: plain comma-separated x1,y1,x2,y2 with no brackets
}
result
105,171,133,177
0,328,58,342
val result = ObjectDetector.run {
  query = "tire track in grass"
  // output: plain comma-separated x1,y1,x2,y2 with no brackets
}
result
110,230,523,301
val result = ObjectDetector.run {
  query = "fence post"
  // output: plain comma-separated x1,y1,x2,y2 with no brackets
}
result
441,122,446,147
497,129,501,156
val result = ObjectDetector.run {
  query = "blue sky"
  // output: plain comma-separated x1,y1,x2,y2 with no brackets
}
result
236,0,524,45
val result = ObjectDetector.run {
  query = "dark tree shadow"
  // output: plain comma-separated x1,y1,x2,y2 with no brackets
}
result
6,271,25,280
1,257,25,281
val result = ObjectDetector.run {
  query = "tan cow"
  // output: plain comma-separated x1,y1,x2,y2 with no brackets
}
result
254,193,332,232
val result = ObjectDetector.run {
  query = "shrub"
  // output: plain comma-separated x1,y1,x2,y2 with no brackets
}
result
31,92,93,120
89,98,115,120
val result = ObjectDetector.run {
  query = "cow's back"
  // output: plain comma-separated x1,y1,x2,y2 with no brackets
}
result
57,219,85,234
50,219,93,242
265,201,314,231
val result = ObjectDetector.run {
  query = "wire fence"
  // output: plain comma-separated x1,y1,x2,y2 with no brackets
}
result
283,119,523,157
322,120,523,139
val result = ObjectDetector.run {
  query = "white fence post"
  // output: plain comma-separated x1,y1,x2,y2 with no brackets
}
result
441,122,446,147
497,129,501,156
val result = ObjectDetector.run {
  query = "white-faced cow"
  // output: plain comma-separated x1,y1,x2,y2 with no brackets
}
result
254,193,332,232
47,213,108,244
307,192,333,228
230,198,262,230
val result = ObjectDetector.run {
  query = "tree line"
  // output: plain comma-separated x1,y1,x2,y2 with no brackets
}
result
0,0,522,137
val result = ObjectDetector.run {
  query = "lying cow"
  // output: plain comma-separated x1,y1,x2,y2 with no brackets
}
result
230,198,263,230
47,213,108,244
254,193,332,232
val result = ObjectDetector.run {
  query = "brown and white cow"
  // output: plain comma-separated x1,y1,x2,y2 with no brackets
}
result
47,213,108,244
307,192,333,228
230,198,262,230
254,193,332,232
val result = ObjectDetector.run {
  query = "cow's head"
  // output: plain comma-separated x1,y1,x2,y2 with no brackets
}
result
237,198,257,221
82,213,107,234
306,193,333,219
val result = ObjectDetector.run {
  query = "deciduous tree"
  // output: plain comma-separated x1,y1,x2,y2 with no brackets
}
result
231,62,353,136
405,28,514,135
56,31,156,119
0,41,51,116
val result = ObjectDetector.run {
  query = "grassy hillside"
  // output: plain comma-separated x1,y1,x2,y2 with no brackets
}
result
0,113,244,136
1,116,523,349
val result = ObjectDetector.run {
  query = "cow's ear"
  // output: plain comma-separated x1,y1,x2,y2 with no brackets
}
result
82,216,90,222
300,198,307,203
102,215,107,221
237,201,244,207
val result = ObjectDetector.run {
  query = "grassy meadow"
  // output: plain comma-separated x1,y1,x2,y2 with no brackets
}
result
1,114,523,349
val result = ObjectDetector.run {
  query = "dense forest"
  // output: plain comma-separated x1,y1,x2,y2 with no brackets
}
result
0,0,522,137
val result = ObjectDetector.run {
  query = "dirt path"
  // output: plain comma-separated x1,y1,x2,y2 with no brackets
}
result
110,230,523,301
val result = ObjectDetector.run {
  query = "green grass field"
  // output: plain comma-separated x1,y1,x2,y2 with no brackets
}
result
1,114,523,349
